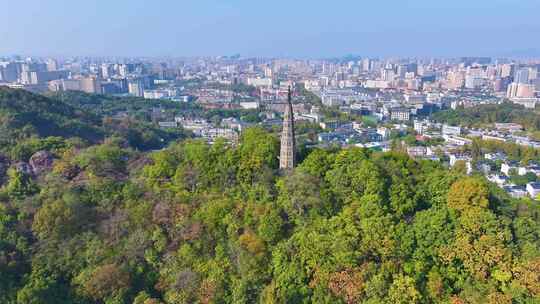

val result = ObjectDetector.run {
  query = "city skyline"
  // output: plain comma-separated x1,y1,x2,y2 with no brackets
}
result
2,1,540,302
2,0,540,58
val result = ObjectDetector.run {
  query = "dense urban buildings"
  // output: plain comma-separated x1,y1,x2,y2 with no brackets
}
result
2,52,540,303
1,54,539,200
2,0,540,301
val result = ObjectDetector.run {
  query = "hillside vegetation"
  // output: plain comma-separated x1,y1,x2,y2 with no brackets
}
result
0,87,187,160
0,88,538,303
0,86,104,146
433,103,540,131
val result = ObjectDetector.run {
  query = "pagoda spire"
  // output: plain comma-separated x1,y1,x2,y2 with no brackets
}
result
279,86,296,170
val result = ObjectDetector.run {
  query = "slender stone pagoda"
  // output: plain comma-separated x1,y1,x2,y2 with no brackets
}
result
279,86,296,170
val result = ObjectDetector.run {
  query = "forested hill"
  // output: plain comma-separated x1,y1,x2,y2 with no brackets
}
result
0,87,186,160
0,86,104,146
0,123,538,303
44,90,195,119
432,103,540,132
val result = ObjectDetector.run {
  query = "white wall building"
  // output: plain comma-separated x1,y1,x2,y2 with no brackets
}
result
526,182,540,198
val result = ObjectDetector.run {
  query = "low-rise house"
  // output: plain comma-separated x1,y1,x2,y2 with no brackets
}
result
318,130,358,145
221,117,247,132
503,185,528,198
482,134,506,142
449,154,472,174
487,174,509,187
425,146,438,156
501,162,519,176
354,142,384,151
200,128,238,144
158,121,178,128
319,121,352,130
476,162,492,175
297,113,321,123
444,135,472,146
377,127,390,140
467,128,484,137
442,124,461,136
407,146,428,158
484,152,506,162
526,182,540,198
354,128,383,142
494,123,523,133
390,107,410,121
413,120,430,135
518,164,540,176
239,101,259,109
514,137,540,149
176,117,211,133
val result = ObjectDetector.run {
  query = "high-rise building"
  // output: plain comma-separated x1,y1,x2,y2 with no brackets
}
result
100,64,112,79
279,87,296,170
361,58,371,72
397,65,408,78
507,82,519,98
515,68,530,84
500,64,514,78
465,75,484,89
447,71,465,89
507,82,536,98
128,78,144,97
516,84,535,98
28,70,69,84
80,77,99,94
407,63,418,75
533,78,540,91
382,68,395,81
20,62,48,84
264,66,273,78
528,67,538,81
494,77,511,93
46,59,58,71
0,62,20,82
118,64,128,77
64,79,81,91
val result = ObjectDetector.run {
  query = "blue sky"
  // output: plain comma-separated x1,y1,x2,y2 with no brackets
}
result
1,0,539,58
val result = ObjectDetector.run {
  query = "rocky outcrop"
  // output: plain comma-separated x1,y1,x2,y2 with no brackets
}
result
61,164,81,180
9,151,55,178
29,151,55,175
14,162,33,175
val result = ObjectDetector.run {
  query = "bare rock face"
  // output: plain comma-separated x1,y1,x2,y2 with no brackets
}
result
29,151,54,175
127,155,153,173
14,162,33,175
62,164,81,180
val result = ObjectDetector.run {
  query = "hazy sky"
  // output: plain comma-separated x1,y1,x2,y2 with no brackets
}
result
1,0,539,58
